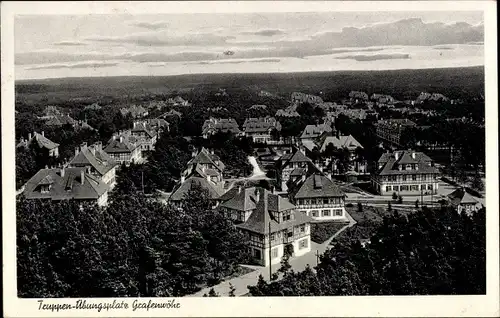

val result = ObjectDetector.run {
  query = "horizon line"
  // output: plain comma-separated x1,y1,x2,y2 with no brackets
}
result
15,65,484,83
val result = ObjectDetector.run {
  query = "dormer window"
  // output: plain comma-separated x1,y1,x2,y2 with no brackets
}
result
283,211,292,222
40,185,51,193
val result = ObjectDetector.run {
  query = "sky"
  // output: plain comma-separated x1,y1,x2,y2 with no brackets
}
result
15,11,484,80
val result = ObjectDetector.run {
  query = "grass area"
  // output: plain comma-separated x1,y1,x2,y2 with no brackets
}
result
334,205,416,244
311,221,350,244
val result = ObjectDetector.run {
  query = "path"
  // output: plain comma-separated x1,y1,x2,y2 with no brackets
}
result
187,211,356,297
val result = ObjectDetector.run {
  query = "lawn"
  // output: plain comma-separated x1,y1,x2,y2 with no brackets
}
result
311,221,350,244
334,205,416,244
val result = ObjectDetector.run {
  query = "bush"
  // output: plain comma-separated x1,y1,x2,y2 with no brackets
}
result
346,203,353,207
392,192,398,200
311,222,349,243
357,202,363,212
397,195,403,204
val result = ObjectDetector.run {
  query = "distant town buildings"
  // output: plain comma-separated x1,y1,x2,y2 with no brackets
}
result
120,105,149,118
300,123,334,151
370,94,395,104
371,150,440,196
349,91,369,103
375,118,417,146
22,166,110,206
242,117,281,144
415,92,449,104
220,187,312,266
167,96,191,107
201,117,240,138
84,103,102,111
275,104,300,118
291,92,324,105
17,131,59,157
45,114,76,127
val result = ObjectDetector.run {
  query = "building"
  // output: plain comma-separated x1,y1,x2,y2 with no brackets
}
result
67,142,118,188
370,94,395,104
220,187,312,266
44,114,76,127
275,104,300,118
22,166,110,206
16,131,59,157
167,96,190,107
447,188,484,216
349,91,369,103
288,173,347,222
104,131,142,165
183,147,225,179
74,120,96,131
248,104,268,111
278,148,315,191
415,92,449,104
291,92,324,105
84,103,102,111
130,121,159,153
375,118,417,146
201,117,240,138
120,105,149,118
242,117,281,143
300,123,334,150
318,134,367,174
371,150,440,196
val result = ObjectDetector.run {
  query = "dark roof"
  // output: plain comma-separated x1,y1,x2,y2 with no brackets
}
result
236,188,313,235
243,117,281,133
284,149,312,166
23,167,109,201
202,118,240,135
300,123,333,139
104,133,140,153
17,132,59,150
188,147,225,172
376,150,439,176
169,173,225,201
447,188,482,205
292,173,344,199
131,122,156,138
220,187,259,211
68,144,117,176
45,115,75,126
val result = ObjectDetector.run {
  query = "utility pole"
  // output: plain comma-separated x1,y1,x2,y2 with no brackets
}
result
268,221,272,281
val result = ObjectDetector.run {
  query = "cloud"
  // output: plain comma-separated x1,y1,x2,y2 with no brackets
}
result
87,32,235,47
330,48,385,54
240,29,285,36
133,21,170,30
336,53,410,61
433,46,455,50
16,51,117,65
53,41,87,46
26,62,119,70
187,58,281,65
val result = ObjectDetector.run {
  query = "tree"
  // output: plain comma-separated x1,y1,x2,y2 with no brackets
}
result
415,200,419,208
387,202,392,212
470,174,484,192
397,196,403,204
392,192,398,200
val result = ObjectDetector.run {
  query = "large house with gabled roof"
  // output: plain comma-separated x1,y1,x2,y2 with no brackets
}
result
22,166,110,206
288,173,347,222
201,117,240,138
104,131,142,165
277,147,316,191
447,188,484,216
219,187,312,266
371,149,440,196
67,142,118,187
17,131,59,157
242,117,281,144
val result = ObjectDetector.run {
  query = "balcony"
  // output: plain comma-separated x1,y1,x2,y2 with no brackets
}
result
295,203,344,209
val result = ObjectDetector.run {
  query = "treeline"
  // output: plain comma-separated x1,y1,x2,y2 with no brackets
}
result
248,207,485,296
17,187,250,297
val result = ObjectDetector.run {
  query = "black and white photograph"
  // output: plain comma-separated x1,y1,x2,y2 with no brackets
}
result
2,1,499,317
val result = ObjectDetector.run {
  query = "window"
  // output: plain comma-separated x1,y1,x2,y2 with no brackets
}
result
287,231,293,238
410,185,419,191
428,184,433,190
386,186,392,192
393,186,399,192
253,248,262,260
305,199,311,205
300,225,306,233
271,248,279,259
300,210,307,215
322,209,331,217
335,209,343,216
323,198,329,204
412,174,417,181
283,212,291,221
401,185,409,191
299,238,309,250
270,233,275,241
402,175,407,181
421,184,426,190
311,210,319,217
40,185,50,193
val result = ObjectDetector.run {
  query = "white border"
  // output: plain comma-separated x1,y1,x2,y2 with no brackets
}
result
2,1,499,317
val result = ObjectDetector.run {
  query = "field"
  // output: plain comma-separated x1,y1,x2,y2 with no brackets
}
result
15,66,484,107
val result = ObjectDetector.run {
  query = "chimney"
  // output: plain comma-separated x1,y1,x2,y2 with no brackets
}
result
411,152,416,159
75,147,79,156
327,173,332,180
119,136,123,143
271,186,275,194
181,176,185,184
80,142,87,151
301,174,306,182
238,186,242,194
206,174,211,183
394,152,399,160
41,131,45,137
90,146,96,156
192,150,197,158
80,170,85,185
95,141,102,152
210,149,214,155
255,189,261,203
133,122,137,128
28,133,32,140
60,167,65,177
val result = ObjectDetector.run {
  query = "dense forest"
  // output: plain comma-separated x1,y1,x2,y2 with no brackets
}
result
248,206,486,296
17,186,250,297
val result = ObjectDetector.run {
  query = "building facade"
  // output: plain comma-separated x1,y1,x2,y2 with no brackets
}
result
220,187,312,266
17,131,59,157
375,119,417,146
371,150,440,196
104,132,142,165
242,117,281,144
